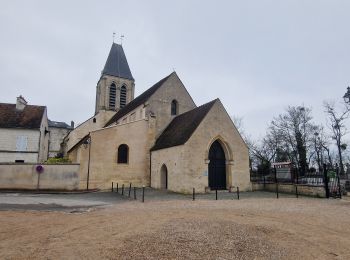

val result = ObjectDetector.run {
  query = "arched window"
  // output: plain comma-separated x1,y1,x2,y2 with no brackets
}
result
109,83,116,109
171,100,178,115
117,144,128,164
120,86,127,108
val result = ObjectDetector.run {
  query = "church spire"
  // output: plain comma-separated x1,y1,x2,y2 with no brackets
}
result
95,43,135,114
102,43,134,80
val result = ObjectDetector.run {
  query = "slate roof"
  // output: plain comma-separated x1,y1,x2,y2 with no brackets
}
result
104,72,174,127
67,133,90,153
151,99,217,151
0,103,45,129
102,43,134,80
48,119,72,129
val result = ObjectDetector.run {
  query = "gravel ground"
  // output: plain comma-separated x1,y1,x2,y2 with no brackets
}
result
0,195,350,259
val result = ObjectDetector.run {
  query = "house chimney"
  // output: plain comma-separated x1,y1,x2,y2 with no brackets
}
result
71,121,75,129
16,95,27,110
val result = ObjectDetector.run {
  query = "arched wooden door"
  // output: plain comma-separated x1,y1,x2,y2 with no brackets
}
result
208,140,226,189
160,164,168,189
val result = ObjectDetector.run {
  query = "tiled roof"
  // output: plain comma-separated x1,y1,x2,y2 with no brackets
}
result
151,99,217,151
104,72,174,127
0,103,45,129
67,134,90,153
102,43,134,80
48,119,72,129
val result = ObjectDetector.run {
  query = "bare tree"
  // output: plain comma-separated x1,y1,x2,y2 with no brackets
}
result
246,126,287,175
311,125,331,171
324,101,350,175
269,106,315,175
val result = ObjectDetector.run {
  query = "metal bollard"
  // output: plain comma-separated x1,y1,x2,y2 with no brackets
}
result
128,183,132,197
237,187,240,200
193,188,195,201
116,183,119,193
112,182,114,192
215,188,218,200
142,186,145,203
122,184,124,196
295,185,298,198
134,187,137,200
274,166,279,199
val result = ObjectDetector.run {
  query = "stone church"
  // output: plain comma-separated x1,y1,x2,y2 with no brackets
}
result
66,43,250,193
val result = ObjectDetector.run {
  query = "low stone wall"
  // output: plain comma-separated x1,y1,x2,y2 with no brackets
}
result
0,163,80,190
252,182,326,198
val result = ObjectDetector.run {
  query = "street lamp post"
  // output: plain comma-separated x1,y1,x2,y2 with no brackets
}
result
83,135,91,190
343,86,350,104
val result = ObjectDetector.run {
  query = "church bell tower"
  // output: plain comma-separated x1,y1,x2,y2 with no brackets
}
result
95,43,135,114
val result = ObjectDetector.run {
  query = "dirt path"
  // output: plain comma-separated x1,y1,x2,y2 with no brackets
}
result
1,197,350,259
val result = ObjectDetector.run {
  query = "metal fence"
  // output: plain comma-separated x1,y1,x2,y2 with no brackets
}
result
250,164,344,199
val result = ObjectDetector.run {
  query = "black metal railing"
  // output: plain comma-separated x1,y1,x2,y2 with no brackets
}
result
250,165,343,199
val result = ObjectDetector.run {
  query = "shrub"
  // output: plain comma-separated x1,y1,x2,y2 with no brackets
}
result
45,157,71,164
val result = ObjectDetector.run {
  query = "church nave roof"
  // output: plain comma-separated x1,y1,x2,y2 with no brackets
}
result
151,99,218,151
104,72,175,127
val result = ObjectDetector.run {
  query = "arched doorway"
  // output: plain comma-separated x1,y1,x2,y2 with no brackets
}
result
208,140,226,189
160,164,168,189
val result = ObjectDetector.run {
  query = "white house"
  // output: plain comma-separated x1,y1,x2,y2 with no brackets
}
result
0,96,49,163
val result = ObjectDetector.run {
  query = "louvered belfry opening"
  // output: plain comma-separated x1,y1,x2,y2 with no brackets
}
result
120,85,127,108
109,83,116,109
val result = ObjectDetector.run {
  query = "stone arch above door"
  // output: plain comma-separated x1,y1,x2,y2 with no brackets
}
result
205,136,233,162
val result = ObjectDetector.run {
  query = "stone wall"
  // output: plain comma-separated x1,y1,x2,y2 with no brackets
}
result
65,110,116,153
146,73,196,137
151,145,186,192
0,163,80,190
151,100,251,194
48,127,71,157
252,183,326,197
69,118,155,190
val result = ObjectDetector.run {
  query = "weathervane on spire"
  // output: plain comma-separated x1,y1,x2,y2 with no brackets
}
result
120,35,125,45
113,32,116,43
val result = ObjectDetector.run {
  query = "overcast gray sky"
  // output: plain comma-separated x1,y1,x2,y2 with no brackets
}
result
1,0,349,140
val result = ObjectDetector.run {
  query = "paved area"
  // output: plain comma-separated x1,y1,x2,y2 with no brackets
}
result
0,191,126,212
0,189,317,212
